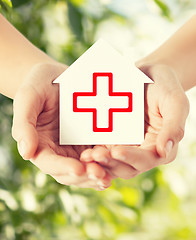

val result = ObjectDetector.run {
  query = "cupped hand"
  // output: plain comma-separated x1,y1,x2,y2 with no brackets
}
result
12,63,111,190
80,64,190,179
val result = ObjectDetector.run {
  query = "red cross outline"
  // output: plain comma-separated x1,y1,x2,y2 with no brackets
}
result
73,72,133,132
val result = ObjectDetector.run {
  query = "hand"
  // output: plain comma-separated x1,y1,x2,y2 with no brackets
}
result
12,63,112,190
80,64,190,179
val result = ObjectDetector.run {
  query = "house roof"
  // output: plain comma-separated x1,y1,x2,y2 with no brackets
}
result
53,39,153,84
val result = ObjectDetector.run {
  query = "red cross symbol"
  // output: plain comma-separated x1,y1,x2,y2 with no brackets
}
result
73,72,133,132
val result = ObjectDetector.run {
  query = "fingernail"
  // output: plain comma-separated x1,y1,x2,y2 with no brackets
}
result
97,181,108,190
97,180,105,187
18,140,26,159
165,140,173,157
99,186,108,191
88,174,98,180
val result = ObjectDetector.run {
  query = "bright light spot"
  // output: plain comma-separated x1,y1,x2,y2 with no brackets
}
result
84,221,102,239
120,206,138,220
59,189,75,215
0,147,10,172
100,0,112,5
41,2,71,59
35,172,47,188
141,179,154,192
95,19,134,51
21,188,37,211
5,225,15,239
163,169,188,198
146,0,162,15
0,189,18,210
73,194,88,215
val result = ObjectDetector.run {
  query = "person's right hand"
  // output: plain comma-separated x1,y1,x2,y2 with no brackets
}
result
12,63,112,191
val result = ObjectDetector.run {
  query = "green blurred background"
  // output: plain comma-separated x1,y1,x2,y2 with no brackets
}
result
0,0,196,239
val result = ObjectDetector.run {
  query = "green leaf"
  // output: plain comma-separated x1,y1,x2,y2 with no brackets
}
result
69,0,85,7
153,0,172,20
0,0,12,14
0,0,12,8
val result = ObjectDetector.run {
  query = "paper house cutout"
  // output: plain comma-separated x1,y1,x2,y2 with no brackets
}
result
54,39,153,145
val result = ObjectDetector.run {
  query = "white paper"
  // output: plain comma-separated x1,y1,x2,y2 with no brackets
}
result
54,39,153,145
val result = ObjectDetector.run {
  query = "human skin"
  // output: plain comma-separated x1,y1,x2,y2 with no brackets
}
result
0,14,56,98
138,14,196,91
0,14,111,190
1,12,193,188
81,14,196,179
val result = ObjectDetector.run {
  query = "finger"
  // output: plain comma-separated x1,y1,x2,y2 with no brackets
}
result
80,146,110,164
77,179,111,191
52,175,101,190
52,173,98,189
106,161,139,180
77,182,108,191
91,146,111,164
157,90,189,157
52,174,87,186
78,172,112,191
80,148,94,162
91,146,139,179
81,146,138,179
110,146,164,172
96,172,112,190
12,86,42,160
31,147,85,176
85,162,107,180
53,170,112,190
73,145,93,157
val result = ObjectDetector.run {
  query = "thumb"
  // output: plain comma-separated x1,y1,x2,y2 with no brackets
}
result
12,86,42,160
156,90,189,158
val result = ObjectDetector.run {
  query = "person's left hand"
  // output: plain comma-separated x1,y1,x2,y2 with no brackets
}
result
80,64,190,179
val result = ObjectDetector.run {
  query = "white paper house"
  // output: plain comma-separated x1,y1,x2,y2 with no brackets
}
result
54,39,153,145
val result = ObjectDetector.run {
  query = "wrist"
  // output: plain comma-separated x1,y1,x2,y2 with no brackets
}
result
12,62,68,106
27,62,67,82
136,57,186,90
13,62,67,98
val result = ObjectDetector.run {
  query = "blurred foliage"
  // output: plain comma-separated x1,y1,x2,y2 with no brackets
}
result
0,0,12,15
0,0,12,9
0,0,196,240
153,0,172,20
